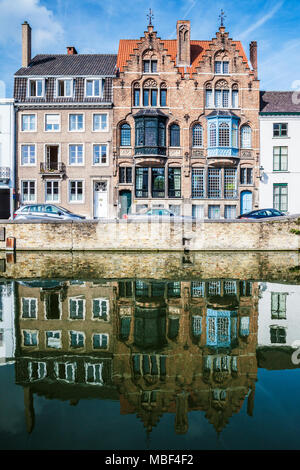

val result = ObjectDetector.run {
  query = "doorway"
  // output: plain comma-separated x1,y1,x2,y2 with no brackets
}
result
119,190,132,218
94,181,108,218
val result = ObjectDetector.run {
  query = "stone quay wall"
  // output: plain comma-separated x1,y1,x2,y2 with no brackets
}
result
0,215,300,252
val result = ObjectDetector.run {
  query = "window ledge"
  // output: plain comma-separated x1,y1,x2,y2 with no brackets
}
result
272,137,290,139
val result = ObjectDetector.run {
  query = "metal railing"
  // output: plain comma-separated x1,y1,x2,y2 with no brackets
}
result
40,162,66,174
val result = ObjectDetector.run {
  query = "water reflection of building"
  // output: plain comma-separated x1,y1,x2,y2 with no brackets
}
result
14,278,259,435
14,280,118,433
257,282,300,370
0,281,15,364
115,279,259,434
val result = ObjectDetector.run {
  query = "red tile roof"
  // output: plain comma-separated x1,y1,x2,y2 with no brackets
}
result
117,38,249,76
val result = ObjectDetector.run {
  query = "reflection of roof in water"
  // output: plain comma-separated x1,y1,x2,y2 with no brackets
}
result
18,280,65,289
257,346,300,370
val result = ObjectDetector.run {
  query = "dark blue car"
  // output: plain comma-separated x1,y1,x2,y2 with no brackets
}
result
237,208,285,219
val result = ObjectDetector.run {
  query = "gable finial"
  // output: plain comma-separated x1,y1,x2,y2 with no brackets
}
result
147,8,154,26
219,9,226,27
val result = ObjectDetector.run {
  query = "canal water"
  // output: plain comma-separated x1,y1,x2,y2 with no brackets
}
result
0,251,300,450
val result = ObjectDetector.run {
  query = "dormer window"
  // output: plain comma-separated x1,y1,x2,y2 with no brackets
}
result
215,60,229,74
85,78,103,97
143,60,157,73
28,79,44,97
57,79,73,97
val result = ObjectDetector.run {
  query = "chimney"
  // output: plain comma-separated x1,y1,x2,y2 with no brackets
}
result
67,46,78,55
22,21,31,68
250,41,258,79
177,20,191,67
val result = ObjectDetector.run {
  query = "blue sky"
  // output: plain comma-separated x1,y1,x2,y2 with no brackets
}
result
0,0,300,97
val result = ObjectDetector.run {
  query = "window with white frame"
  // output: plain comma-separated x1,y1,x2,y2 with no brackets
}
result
69,114,84,131
28,79,44,97
85,79,103,97
22,298,37,318
57,79,73,97
69,298,85,319
69,180,83,202
93,333,109,350
232,86,239,108
21,144,36,165
23,330,38,346
241,125,252,148
192,124,203,147
206,87,213,108
93,144,107,165
70,331,85,349
69,144,84,165
85,362,104,385
215,60,229,74
93,299,109,321
46,331,62,349
219,122,230,146
21,114,36,131
93,113,108,131
21,180,36,202
55,362,76,382
45,180,59,202
45,114,60,132
28,361,46,381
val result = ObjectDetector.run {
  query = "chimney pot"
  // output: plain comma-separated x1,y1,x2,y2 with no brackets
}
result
67,46,78,55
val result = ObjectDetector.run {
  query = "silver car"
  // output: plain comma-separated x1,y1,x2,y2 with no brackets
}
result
13,204,86,221
123,208,195,221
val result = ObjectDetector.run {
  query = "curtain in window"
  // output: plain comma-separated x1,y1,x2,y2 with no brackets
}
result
241,125,252,148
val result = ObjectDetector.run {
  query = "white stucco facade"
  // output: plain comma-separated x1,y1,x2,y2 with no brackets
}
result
259,115,300,215
0,282,15,364
258,282,300,347
0,98,15,218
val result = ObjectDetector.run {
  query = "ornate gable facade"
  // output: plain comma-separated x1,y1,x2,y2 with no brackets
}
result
113,18,260,219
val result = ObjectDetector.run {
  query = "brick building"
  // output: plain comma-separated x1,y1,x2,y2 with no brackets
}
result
14,22,117,219
113,18,260,218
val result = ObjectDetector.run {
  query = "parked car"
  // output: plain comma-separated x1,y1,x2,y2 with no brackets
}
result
237,208,285,219
123,208,195,221
13,204,86,221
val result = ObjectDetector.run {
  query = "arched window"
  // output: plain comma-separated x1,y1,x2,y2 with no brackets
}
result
170,124,180,147
215,80,229,108
215,60,229,74
143,79,158,107
232,84,239,108
241,125,252,148
232,122,238,148
219,122,230,147
209,123,216,147
192,124,203,147
120,123,131,146
160,83,167,107
133,83,140,107
206,83,213,108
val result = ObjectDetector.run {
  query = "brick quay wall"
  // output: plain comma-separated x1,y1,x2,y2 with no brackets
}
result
0,216,300,252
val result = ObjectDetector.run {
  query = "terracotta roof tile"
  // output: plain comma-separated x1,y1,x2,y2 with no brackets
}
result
117,38,249,76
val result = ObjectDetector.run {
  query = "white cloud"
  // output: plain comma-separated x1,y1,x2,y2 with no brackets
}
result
239,1,284,40
0,0,64,51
